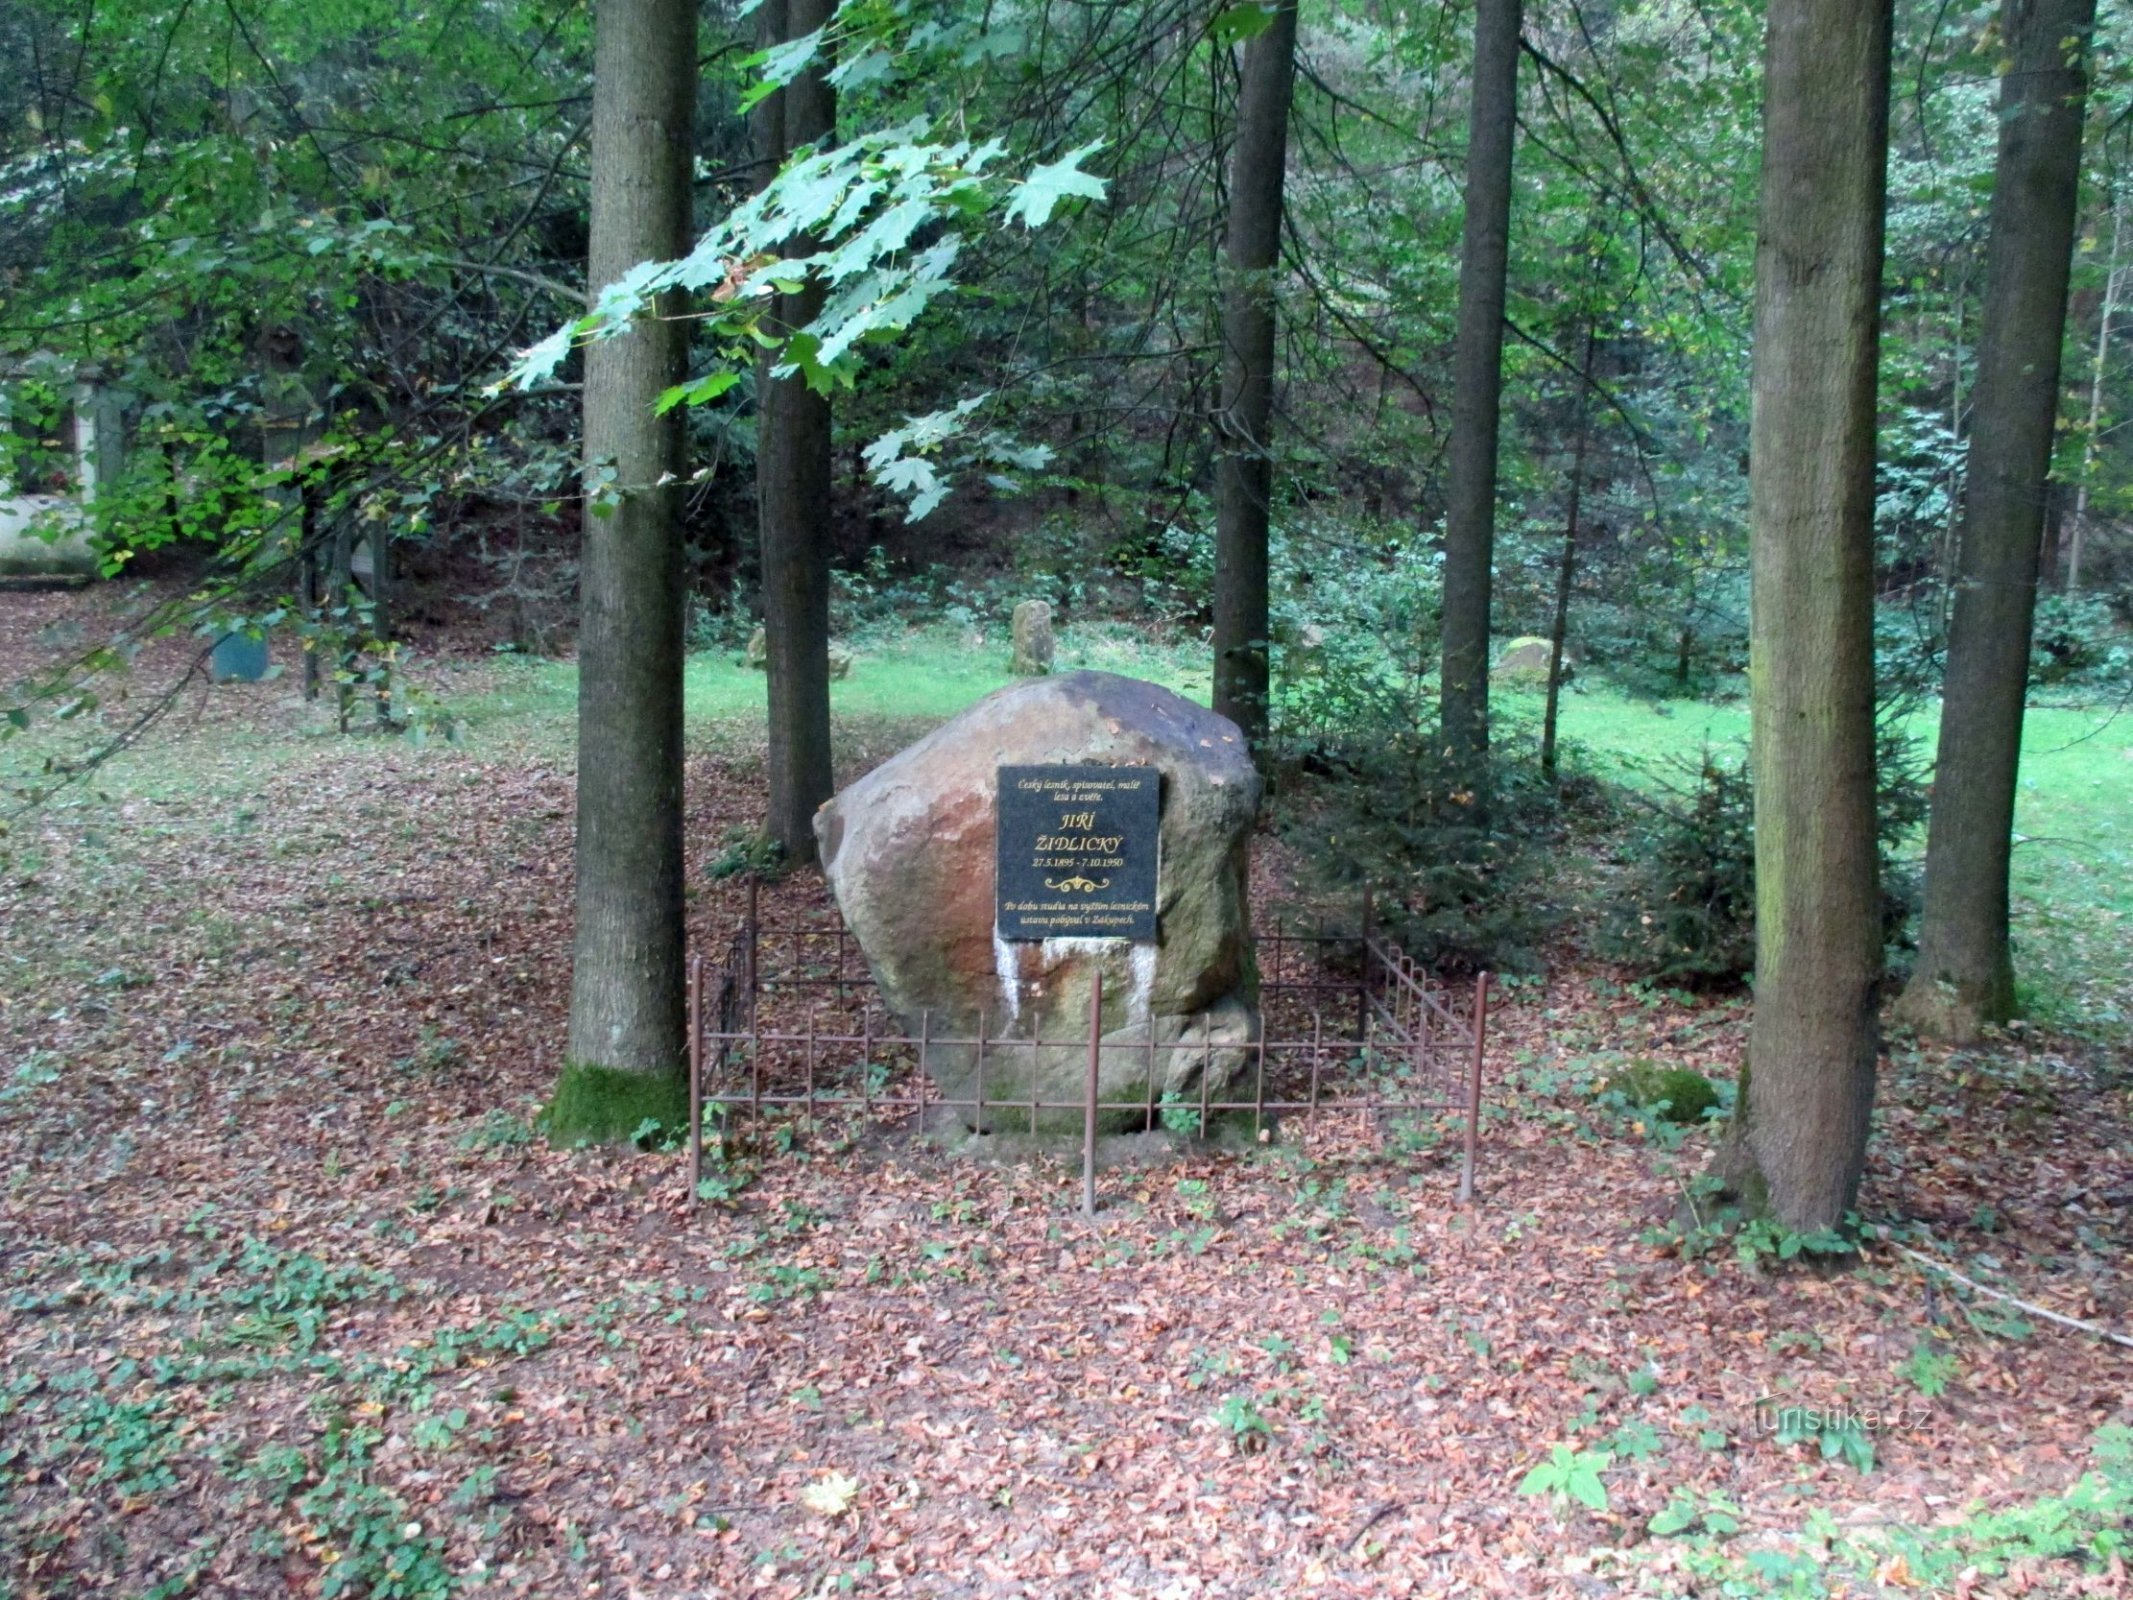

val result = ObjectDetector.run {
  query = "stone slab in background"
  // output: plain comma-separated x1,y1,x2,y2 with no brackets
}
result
743,624,851,678
1491,635,1555,686
209,631,270,683
1010,599,1054,676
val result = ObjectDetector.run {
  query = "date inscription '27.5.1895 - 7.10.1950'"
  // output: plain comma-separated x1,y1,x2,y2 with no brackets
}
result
995,765,1159,941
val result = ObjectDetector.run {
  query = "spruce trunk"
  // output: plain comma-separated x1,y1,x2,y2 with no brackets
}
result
1210,0,1298,747
759,0,837,864
1719,0,1890,1230
561,0,695,1133
1895,0,2096,1041
1437,0,1521,797
1541,321,1596,784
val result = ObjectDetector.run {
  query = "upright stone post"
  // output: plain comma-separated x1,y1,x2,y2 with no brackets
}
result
1010,600,1054,675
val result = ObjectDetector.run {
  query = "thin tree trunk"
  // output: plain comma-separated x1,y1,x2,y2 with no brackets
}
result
1943,259,1965,594
299,500,320,702
1540,320,1597,784
1895,0,2097,1042
563,0,694,1119
1717,0,1891,1230
1438,0,1521,801
1210,0,1299,746
333,518,355,734
260,326,320,700
2068,175,2123,593
750,0,786,197
372,522,393,728
759,0,836,864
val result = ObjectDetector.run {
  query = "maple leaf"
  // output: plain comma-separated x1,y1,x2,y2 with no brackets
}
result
800,1471,859,1518
1003,143,1106,229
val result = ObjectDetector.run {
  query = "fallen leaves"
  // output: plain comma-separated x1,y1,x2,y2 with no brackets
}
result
800,1470,861,1519
1,585,2129,1597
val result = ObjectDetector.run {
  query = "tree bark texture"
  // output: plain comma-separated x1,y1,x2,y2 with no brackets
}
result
1721,0,1891,1230
1896,0,2097,1041
1539,321,1595,786
260,326,322,700
1210,0,1299,747
1437,0,1521,795
567,0,695,1077
758,0,837,864
2067,182,2123,592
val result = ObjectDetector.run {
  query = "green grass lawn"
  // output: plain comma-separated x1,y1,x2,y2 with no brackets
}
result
689,619,1212,724
561,628,2121,1039
11,619,2126,1037
1515,684,2131,1034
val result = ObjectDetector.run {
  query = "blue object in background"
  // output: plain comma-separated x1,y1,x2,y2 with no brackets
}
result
209,631,270,683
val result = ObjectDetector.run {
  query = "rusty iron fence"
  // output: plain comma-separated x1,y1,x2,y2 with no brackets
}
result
687,883,1491,1215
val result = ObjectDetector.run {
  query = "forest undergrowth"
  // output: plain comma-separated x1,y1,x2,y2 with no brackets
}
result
1,585,2128,1598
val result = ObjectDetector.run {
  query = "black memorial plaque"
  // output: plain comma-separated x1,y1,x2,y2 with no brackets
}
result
995,765,1159,940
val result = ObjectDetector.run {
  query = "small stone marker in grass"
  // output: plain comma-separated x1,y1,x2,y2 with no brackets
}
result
209,630,270,683
1009,599,1054,675
1491,636,1555,687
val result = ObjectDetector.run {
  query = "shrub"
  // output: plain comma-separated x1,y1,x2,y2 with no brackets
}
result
1575,568,1751,702
1597,753,1756,984
1275,700,1604,974
2029,590,2131,691
1600,722,1929,986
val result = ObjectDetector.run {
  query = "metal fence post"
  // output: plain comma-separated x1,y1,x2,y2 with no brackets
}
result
744,874,761,1027
687,952,703,1207
1459,972,1491,1204
1357,886,1374,1047
1082,969,1103,1218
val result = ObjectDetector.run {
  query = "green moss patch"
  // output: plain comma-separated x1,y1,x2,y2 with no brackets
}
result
544,1061,690,1146
1601,1061,1720,1124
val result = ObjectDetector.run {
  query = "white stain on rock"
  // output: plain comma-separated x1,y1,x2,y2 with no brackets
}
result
1129,943,1159,1028
992,929,1024,1025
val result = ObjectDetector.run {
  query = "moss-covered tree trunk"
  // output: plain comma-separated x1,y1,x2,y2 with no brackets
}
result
1437,0,1521,802
1210,0,1298,748
557,0,695,1138
1894,0,2097,1042
758,0,837,864
1717,0,1890,1230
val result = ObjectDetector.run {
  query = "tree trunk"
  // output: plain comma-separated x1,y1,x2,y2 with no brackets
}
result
1437,0,1521,802
560,0,695,1131
1894,0,2096,1042
750,0,786,196
758,0,837,864
371,521,393,729
1717,0,1890,1231
1540,321,1597,784
1210,0,1299,746
2067,172,2123,592
261,325,321,701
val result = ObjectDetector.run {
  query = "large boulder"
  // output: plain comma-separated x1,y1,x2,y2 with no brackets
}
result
815,671,1260,1134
